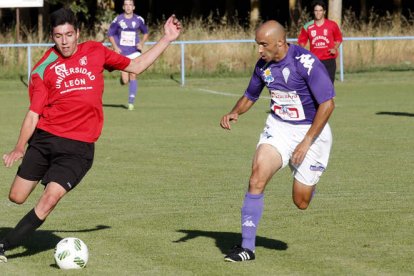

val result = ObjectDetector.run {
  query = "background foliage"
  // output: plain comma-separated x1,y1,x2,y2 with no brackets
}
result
0,9,413,80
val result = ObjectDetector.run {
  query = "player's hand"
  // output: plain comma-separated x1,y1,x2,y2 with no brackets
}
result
220,113,239,130
291,138,312,167
163,14,182,42
114,47,122,54
3,149,24,168
329,48,337,55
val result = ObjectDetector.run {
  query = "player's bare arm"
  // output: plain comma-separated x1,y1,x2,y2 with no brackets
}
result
124,15,181,75
291,98,335,166
3,110,39,168
108,36,121,54
329,41,341,55
220,96,255,130
137,33,149,51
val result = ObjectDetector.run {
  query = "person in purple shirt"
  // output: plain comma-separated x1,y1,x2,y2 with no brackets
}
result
220,20,335,262
108,0,149,111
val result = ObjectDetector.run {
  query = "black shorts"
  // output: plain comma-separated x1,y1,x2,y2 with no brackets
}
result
321,58,337,83
17,129,95,191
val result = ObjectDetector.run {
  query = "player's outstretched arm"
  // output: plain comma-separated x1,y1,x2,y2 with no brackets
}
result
3,110,39,168
124,15,182,75
220,96,255,130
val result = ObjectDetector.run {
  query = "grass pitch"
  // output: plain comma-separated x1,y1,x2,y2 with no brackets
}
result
0,71,413,275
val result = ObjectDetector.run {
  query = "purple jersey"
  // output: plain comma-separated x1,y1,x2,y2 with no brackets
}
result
107,13,148,56
245,44,335,124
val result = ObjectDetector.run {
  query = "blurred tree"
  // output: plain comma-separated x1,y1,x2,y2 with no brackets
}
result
191,0,202,17
328,0,342,25
224,0,236,23
95,0,116,41
360,0,367,20
393,0,402,14
393,0,402,28
250,0,260,27
289,0,302,27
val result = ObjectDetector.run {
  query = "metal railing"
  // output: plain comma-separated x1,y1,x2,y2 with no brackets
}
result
1,36,413,86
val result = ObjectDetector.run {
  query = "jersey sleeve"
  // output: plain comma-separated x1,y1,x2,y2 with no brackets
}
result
297,27,309,46
107,16,119,37
296,53,335,104
28,73,48,115
332,21,343,44
244,61,265,102
103,45,131,71
137,16,149,34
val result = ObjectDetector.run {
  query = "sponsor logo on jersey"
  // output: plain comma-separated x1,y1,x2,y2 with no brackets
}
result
53,63,96,90
262,68,274,85
273,105,299,119
79,56,87,66
295,54,315,75
55,64,67,78
282,67,290,83
311,35,330,48
119,20,127,29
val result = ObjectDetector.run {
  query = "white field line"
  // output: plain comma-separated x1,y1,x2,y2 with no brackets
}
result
196,88,270,99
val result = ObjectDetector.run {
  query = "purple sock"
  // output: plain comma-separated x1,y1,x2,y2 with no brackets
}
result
241,192,264,252
128,80,137,104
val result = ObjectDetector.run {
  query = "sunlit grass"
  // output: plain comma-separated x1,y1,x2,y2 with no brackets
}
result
1,71,414,274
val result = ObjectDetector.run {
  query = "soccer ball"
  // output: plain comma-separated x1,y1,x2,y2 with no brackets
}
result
54,237,89,269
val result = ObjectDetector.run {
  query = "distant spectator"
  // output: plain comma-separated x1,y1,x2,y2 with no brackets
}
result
298,0,343,83
108,0,149,111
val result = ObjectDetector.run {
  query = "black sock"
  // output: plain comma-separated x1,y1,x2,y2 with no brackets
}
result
1,208,44,250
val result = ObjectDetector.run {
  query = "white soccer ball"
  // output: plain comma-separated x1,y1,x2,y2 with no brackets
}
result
54,237,89,269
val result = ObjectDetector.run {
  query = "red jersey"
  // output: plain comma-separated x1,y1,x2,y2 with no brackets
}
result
29,41,130,143
297,19,343,60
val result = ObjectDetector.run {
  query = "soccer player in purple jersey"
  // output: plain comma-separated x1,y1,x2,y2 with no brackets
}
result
220,20,335,262
108,0,149,110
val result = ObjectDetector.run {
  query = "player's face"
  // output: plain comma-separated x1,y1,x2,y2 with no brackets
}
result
51,23,79,58
314,5,326,20
123,0,135,15
255,31,280,62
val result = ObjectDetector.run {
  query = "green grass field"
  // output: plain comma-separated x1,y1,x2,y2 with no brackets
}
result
1,71,413,275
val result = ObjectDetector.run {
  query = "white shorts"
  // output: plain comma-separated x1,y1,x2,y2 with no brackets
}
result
126,51,141,59
257,115,332,186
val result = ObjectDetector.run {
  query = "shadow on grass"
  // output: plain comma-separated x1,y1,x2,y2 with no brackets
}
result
376,111,414,117
20,74,28,88
0,225,110,260
170,74,181,84
174,229,288,253
103,104,128,109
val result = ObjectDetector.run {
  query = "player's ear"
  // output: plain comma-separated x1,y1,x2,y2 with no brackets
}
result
277,40,284,47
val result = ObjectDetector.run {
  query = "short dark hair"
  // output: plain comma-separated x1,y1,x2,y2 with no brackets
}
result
311,0,327,11
50,8,78,33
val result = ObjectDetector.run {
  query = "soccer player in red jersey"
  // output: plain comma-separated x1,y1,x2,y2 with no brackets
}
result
0,8,181,263
297,0,343,83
